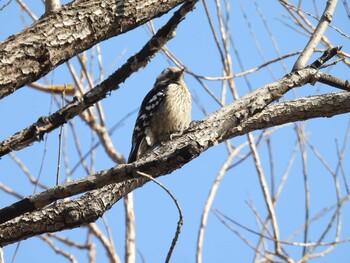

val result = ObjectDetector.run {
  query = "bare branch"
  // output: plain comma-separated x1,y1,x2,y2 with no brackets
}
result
247,133,281,253
88,223,121,263
0,0,12,12
40,235,77,263
27,83,75,95
291,0,339,70
196,147,238,263
1,80,350,244
295,123,309,257
137,171,183,263
124,194,135,263
317,72,350,91
0,0,187,99
0,0,199,157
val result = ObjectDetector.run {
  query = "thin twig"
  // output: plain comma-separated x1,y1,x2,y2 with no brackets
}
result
101,216,116,257
295,123,309,257
253,0,289,73
196,147,238,263
137,171,183,263
213,209,288,262
247,133,281,254
88,223,121,263
9,153,48,190
266,136,275,197
15,0,37,20
40,235,77,263
238,0,276,80
124,194,135,263
215,207,350,248
334,118,350,194
77,53,106,126
56,87,66,186
254,141,299,262
67,120,91,176
70,108,138,175
11,243,21,263
0,0,12,11
47,233,90,250
0,183,23,199
299,168,343,261
283,0,350,40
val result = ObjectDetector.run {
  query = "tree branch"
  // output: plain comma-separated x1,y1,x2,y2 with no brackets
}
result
292,0,338,70
317,72,350,92
0,0,186,99
0,178,146,247
232,92,350,135
0,62,338,225
1,90,350,246
0,45,347,245
0,0,198,157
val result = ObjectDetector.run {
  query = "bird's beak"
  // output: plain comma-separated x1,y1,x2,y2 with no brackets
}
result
174,68,185,80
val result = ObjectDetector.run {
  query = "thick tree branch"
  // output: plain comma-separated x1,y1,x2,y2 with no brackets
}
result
0,0,198,157
0,178,146,247
233,91,350,135
1,90,350,246
0,64,330,225
0,46,345,245
0,0,186,99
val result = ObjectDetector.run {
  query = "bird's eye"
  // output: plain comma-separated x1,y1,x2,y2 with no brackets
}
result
166,71,173,78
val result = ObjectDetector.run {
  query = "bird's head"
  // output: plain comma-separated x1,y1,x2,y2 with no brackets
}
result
155,67,185,85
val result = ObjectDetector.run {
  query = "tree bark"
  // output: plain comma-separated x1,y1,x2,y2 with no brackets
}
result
0,0,196,157
1,90,350,246
0,0,185,99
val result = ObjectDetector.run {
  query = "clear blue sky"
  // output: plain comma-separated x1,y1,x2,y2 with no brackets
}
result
1,1,350,262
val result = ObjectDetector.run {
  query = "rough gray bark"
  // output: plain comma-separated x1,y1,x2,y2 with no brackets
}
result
0,66,317,224
1,88,350,246
0,0,349,249
0,0,185,99
0,0,196,157
1,43,348,234
0,178,146,246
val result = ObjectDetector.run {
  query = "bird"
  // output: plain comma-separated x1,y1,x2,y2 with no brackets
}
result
128,67,191,163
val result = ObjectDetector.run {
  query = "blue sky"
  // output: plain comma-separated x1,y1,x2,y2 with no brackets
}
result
1,0,350,262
